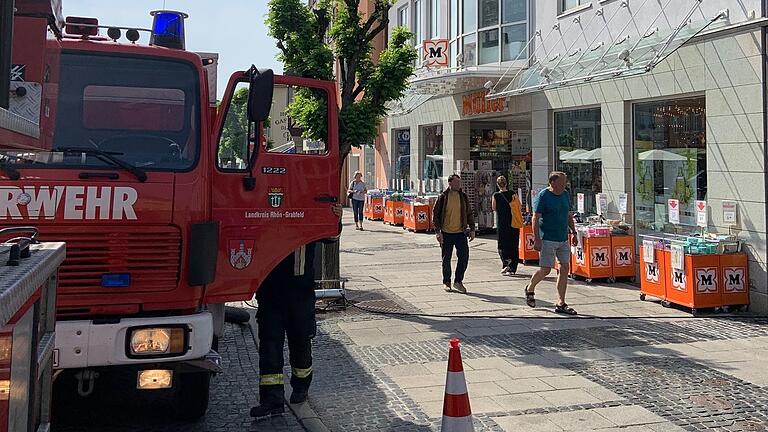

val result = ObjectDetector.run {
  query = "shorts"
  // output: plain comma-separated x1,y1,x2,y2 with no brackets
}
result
539,240,570,269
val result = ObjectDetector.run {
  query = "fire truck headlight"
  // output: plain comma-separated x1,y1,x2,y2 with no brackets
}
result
128,327,186,356
137,370,173,390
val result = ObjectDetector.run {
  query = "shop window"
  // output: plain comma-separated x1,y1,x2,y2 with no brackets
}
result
450,40,459,68
470,122,532,207
503,0,526,24
479,29,500,64
364,143,376,185
423,125,444,180
502,23,527,61
634,97,706,234
479,0,499,28
554,108,601,215
414,0,424,44
394,128,411,185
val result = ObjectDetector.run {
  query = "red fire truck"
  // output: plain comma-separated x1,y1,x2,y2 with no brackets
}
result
1,2,340,419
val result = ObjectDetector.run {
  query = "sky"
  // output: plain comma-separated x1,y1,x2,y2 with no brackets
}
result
63,1,283,97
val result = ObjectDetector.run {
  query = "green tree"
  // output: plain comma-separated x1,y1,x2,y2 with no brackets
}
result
218,87,249,164
266,0,417,170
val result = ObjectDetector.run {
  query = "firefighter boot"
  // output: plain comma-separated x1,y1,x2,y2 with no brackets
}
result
249,402,285,420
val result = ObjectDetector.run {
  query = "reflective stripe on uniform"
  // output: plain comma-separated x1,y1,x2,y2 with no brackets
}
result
260,373,284,386
294,245,306,276
292,367,312,379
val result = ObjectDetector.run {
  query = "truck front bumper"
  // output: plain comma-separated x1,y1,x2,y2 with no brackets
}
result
54,312,214,369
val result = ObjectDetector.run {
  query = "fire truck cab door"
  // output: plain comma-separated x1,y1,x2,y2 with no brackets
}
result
206,73,340,303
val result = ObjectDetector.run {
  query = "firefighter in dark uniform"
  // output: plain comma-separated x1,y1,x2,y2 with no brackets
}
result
250,204,342,419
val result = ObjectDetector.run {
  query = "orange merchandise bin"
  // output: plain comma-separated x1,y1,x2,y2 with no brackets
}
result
611,235,636,280
384,200,404,226
404,203,432,232
364,196,384,220
640,246,667,302
664,252,722,313
569,235,586,276
719,253,750,309
572,236,612,281
519,224,539,263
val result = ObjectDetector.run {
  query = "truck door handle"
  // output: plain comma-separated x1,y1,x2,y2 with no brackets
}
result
315,195,338,203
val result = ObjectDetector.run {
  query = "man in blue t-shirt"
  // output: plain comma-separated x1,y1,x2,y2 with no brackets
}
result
524,172,579,315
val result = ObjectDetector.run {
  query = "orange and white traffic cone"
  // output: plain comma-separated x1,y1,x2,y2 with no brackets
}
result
440,338,474,431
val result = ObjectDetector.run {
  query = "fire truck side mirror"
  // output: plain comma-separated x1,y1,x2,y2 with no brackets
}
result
247,67,274,123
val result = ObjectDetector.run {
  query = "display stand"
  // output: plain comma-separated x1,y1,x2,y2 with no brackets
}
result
664,252,722,314
519,224,539,263
384,200,404,226
571,236,612,282
720,253,750,310
404,202,432,232
611,235,636,281
364,196,384,221
640,246,668,302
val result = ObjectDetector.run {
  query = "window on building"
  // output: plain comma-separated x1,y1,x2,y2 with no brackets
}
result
503,0,526,24
423,125,444,180
463,0,477,33
479,28,500,64
634,97,706,234
554,108,601,215
394,128,411,184
502,22,527,60
398,6,408,28
430,0,441,38
414,0,424,43
364,143,376,186
451,0,459,38
479,0,499,28
462,33,477,66
560,0,588,14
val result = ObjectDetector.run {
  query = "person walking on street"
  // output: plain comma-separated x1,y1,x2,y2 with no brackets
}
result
433,174,476,294
524,172,579,315
348,171,367,231
492,176,522,276
250,204,343,420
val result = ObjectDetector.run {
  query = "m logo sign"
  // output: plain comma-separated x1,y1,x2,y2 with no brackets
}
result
614,247,632,267
645,263,659,283
423,39,449,67
417,212,427,222
575,248,585,266
671,269,686,291
395,208,404,217
591,247,610,267
723,267,746,292
525,234,535,251
695,268,718,293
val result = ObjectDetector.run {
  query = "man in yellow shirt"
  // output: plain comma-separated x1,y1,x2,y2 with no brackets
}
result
432,174,476,293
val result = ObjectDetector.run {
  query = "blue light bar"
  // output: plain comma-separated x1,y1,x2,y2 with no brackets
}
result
149,10,188,50
101,273,131,288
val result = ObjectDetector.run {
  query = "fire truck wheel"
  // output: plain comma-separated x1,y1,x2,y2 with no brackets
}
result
225,306,252,324
174,372,211,420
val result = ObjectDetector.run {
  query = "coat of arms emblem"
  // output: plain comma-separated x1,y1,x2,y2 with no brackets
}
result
229,240,255,270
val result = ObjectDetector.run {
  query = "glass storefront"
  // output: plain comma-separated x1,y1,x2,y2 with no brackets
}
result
394,128,411,185
470,121,532,207
423,125,444,180
554,108,602,214
633,97,706,234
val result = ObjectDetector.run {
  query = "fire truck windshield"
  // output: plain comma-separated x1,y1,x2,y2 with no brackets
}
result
2,52,201,172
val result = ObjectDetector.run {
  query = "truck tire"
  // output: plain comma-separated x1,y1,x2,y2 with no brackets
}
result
174,372,211,420
224,306,251,324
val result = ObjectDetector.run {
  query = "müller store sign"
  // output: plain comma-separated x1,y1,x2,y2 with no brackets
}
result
462,91,508,116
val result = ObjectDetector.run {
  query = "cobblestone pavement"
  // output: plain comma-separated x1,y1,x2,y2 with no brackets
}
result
51,322,305,432
299,213,768,431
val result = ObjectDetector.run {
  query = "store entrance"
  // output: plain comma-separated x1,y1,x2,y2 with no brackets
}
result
470,118,532,208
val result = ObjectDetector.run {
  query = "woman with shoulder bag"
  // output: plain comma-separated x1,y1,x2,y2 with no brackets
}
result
347,171,368,230
491,176,522,276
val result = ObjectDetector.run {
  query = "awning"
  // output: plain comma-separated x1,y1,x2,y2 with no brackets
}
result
488,1,728,98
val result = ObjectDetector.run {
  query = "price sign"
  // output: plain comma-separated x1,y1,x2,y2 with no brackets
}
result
668,199,680,225
723,201,737,225
695,200,707,227
618,193,628,215
643,240,655,264
577,193,585,214
596,193,607,215
671,244,685,271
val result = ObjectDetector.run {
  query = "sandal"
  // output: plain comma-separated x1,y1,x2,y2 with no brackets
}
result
525,285,536,308
555,303,577,315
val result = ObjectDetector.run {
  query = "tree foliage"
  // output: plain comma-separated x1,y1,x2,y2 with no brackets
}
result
266,0,417,172
218,87,249,164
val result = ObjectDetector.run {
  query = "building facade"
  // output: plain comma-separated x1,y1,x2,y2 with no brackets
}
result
383,0,768,313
